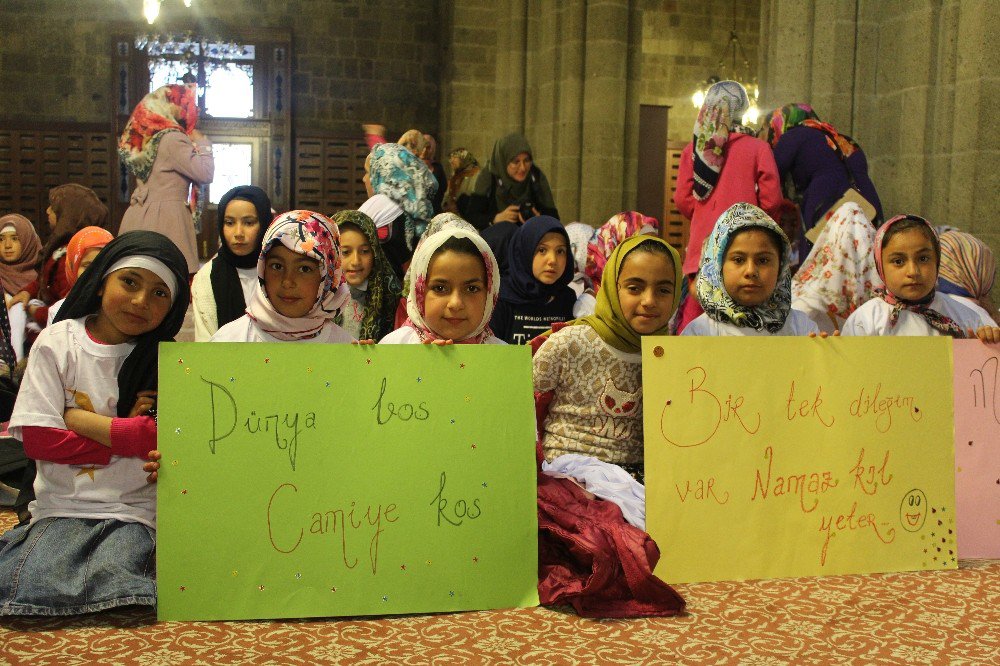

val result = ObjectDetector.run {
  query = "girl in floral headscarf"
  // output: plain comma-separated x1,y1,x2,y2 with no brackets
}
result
211,210,354,343
118,84,214,275
585,212,659,288
682,203,818,336
674,81,783,333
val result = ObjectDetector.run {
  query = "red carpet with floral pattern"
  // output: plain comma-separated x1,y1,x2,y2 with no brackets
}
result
0,509,998,665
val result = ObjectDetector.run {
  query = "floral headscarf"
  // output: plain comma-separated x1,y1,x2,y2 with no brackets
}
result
937,230,997,320
331,210,401,340
761,103,859,158
692,81,753,201
695,203,793,332
0,214,41,293
449,148,478,172
403,228,500,344
369,142,437,251
402,213,477,297
792,202,878,324
874,215,966,337
565,222,596,289
246,210,350,341
64,226,114,287
585,212,659,287
572,236,682,354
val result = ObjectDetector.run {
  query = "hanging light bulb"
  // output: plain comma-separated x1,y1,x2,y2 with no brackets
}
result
183,0,192,6
692,88,705,109
143,0,160,23
742,104,760,127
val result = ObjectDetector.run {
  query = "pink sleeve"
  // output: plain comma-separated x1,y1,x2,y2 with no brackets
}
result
673,144,696,220
163,132,215,185
365,132,386,150
756,143,784,221
22,426,112,466
109,416,157,459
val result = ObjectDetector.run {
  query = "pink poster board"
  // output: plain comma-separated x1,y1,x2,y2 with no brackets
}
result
953,341,1000,558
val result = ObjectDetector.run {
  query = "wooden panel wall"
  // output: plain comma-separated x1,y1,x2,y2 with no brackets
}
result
293,136,369,216
660,141,690,261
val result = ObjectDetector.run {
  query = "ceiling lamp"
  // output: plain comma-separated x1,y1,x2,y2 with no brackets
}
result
144,0,193,25
690,3,760,127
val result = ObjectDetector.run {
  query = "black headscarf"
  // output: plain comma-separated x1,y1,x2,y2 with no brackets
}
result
499,215,574,306
55,231,190,417
211,186,271,328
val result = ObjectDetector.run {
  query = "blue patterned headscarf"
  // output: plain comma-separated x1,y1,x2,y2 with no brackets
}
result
695,203,792,332
369,143,437,251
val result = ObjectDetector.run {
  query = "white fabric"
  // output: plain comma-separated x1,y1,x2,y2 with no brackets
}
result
682,308,819,336
542,454,646,529
104,256,178,303
841,292,996,336
359,193,404,230
191,258,258,341
46,297,65,327
7,300,26,361
8,317,156,528
379,327,505,345
572,292,596,318
211,314,356,343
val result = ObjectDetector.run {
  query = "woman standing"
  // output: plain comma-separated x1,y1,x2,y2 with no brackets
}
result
118,84,214,277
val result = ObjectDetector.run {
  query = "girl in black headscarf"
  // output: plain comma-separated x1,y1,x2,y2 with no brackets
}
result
191,186,271,341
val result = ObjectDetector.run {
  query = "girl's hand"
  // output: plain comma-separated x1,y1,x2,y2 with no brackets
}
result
143,450,161,484
421,338,454,346
351,339,376,345
129,390,157,418
974,326,1000,344
808,330,839,339
494,205,520,224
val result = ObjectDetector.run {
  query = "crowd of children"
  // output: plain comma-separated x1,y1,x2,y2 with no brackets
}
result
1,95,997,618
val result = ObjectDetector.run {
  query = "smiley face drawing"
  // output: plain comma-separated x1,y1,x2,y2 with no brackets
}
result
900,489,928,532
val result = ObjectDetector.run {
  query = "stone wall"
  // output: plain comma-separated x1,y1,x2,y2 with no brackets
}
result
0,0,441,136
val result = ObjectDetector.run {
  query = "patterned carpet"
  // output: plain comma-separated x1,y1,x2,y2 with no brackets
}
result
1,508,998,665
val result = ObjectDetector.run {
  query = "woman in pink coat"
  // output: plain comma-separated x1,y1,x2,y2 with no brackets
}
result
673,80,782,331
118,84,214,276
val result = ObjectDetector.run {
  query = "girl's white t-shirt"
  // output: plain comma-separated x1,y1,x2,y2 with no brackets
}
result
8,317,156,528
681,308,820,337
210,314,356,343
378,327,506,345
191,258,258,341
842,292,996,336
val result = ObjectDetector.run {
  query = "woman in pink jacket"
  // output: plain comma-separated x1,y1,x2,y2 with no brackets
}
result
674,80,782,331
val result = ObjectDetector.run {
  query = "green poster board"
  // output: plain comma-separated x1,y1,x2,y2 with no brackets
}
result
157,343,539,621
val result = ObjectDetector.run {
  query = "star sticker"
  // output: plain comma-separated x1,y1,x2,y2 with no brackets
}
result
330,586,337,592
417,377,422,383
175,427,182,434
75,466,97,481
473,556,479,564
177,358,184,364
449,591,455,597
171,460,178,466
295,573,302,579
382,595,389,602
179,586,186,591
471,444,477,450
258,585,265,591
482,482,488,488
460,363,466,369
450,419,456,424
264,357,270,364
400,564,406,571
366,358,372,365
464,396,471,402
325,381,331,387
232,571,238,577
181,489,188,495
229,377,235,383
306,367,313,373
184,368,191,374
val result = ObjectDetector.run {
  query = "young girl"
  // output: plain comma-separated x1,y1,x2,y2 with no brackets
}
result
791,201,878,334
842,215,1000,340
0,214,42,360
490,216,576,344
534,235,682,482
46,226,115,326
379,227,502,344
191,185,271,341
331,210,401,342
211,210,354,343
0,230,189,616
682,202,820,336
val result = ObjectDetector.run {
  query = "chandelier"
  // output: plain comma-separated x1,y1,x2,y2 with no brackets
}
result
143,0,193,24
690,5,760,126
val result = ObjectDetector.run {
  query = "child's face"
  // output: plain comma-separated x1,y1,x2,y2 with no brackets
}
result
263,244,323,319
722,228,781,307
77,247,103,279
93,267,172,344
222,199,261,257
506,152,532,183
340,228,374,287
881,227,937,301
0,231,22,263
424,249,488,341
617,250,676,334
46,206,57,229
532,231,568,285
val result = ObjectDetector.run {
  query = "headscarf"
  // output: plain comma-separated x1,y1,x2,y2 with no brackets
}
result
449,148,478,172
368,143,437,251
245,210,350,341
118,84,205,230
211,186,271,329
761,103,860,158
874,215,966,337
585,212,660,287
473,133,558,213
565,222,596,283
499,216,574,307
792,202,878,323
0,214,42,293
64,226,114,287
403,228,500,344
692,81,754,201
402,213,477,297
55,231,190,416
331,210,401,340
937,230,997,319
571,236,682,354
40,184,110,301
695,203,793,332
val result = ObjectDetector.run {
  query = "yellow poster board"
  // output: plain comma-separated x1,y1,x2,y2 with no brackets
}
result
643,337,956,583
